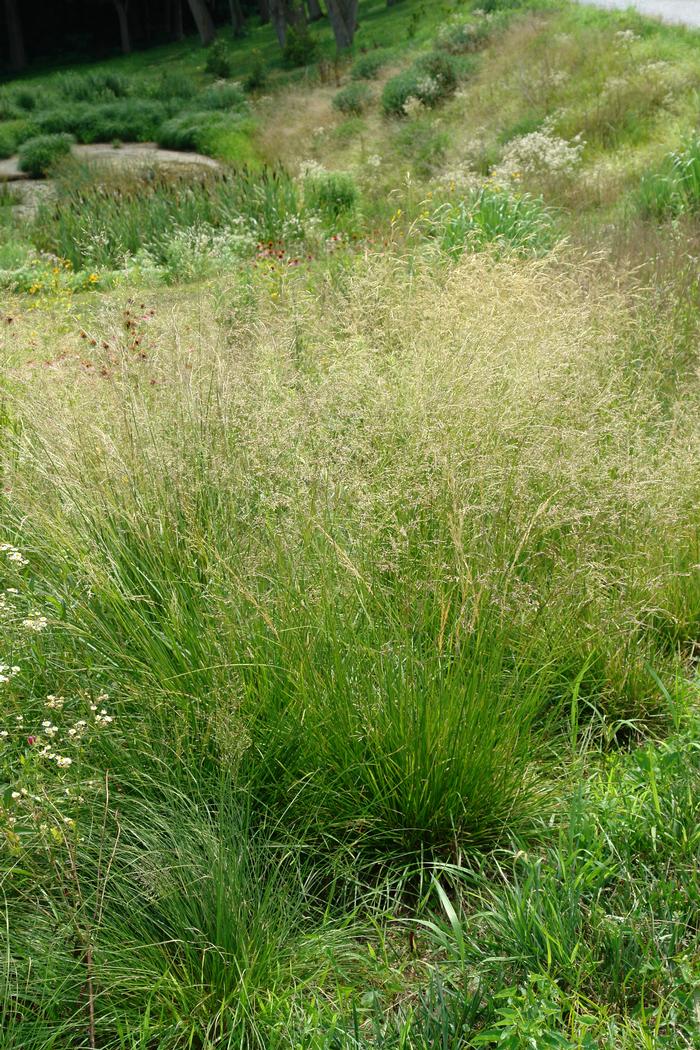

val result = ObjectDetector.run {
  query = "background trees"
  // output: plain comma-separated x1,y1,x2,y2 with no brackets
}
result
1,0,411,73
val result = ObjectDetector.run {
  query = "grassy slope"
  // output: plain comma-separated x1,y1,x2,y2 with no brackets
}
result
1,3,700,1049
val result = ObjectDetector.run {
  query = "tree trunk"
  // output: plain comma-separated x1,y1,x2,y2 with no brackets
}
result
326,0,357,50
269,0,305,48
258,0,270,24
112,0,131,55
3,0,26,72
229,0,246,36
186,0,216,45
170,0,184,40
306,0,323,20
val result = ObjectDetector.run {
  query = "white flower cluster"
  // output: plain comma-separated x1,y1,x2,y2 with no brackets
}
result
22,615,48,632
0,663,20,685
0,543,28,567
298,159,327,179
494,122,584,183
616,29,640,44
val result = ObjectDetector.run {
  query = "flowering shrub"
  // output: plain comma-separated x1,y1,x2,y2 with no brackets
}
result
493,122,584,183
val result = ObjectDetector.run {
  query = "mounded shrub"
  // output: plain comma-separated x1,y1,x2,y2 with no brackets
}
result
56,70,131,102
0,120,28,160
435,20,490,54
382,50,466,116
10,86,43,113
283,26,319,68
147,71,198,102
156,111,226,152
205,39,234,79
196,83,248,112
34,99,168,144
18,133,74,177
351,50,392,80
244,51,268,93
412,50,461,99
333,82,373,116
381,70,421,116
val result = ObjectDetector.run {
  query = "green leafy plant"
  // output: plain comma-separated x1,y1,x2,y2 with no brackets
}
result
196,83,248,112
244,50,268,92
205,38,234,79
17,133,74,177
283,25,319,68
428,187,556,257
638,138,700,218
34,99,168,144
303,169,358,218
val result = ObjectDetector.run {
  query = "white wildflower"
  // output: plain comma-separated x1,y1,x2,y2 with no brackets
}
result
22,615,48,632
56,756,72,768
494,121,584,183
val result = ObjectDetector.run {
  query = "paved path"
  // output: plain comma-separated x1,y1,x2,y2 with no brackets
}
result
0,142,220,182
579,1,700,27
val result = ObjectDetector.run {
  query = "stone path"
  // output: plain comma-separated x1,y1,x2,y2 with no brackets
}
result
0,142,220,182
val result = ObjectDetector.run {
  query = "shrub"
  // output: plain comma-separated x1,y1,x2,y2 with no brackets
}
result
413,50,461,100
382,51,466,115
0,120,27,159
381,69,421,116
435,20,491,54
332,82,372,116
283,26,319,68
56,70,130,102
0,91,20,121
17,133,74,177
34,99,168,144
351,50,391,80
10,86,43,112
147,70,198,102
205,39,234,79
304,169,357,217
156,111,226,152
244,51,268,92
196,83,248,112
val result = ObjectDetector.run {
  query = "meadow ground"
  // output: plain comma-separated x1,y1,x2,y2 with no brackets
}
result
1,1,699,1048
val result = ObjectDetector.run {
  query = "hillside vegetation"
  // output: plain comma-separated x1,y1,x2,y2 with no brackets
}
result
1,2,699,1048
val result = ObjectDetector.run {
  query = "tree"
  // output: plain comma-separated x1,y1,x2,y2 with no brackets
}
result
167,0,185,40
3,0,26,71
229,0,246,36
187,0,216,44
112,0,131,54
306,0,323,20
269,0,305,48
325,0,357,50
258,0,270,24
